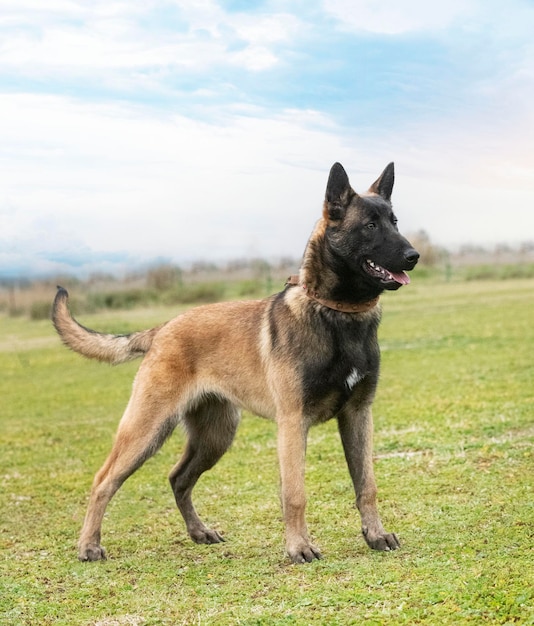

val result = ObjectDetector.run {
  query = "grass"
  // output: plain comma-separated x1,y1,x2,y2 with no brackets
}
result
1,279,533,625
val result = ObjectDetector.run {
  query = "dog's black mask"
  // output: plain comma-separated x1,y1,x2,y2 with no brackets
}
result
324,162,419,293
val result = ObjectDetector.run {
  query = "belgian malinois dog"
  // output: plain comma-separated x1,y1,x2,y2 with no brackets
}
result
52,162,419,563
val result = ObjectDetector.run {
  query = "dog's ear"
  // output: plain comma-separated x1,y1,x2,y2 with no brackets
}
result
369,162,395,201
324,162,355,221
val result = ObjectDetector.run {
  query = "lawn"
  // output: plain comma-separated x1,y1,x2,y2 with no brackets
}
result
1,279,533,625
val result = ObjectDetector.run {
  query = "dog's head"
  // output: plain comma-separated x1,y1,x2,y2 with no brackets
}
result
323,162,419,291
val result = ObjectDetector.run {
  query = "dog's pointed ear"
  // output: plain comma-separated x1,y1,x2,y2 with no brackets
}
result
324,162,355,221
369,162,395,201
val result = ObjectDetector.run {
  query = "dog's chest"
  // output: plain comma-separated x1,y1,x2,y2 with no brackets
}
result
300,325,379,417
344,366,364,390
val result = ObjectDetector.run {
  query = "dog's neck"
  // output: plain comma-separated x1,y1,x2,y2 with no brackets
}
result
285,275,379,313
293,218,380,313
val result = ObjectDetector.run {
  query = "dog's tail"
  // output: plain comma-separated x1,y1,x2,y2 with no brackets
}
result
52,287,163,365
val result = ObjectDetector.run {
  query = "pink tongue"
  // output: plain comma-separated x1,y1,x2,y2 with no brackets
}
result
390,271,410,285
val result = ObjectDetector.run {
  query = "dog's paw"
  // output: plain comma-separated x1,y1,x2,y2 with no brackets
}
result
287,539,323,564
78,543,107,561
189,526,225,545
362,527,400,551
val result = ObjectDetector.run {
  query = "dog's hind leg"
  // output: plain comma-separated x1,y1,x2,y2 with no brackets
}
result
169,395,240,545
77,382,180,561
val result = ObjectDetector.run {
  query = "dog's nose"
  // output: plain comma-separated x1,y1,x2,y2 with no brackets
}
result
404,248,420,265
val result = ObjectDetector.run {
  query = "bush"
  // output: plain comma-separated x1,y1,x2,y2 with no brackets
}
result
163,282,226,305
146,264,183,291
87,289,156,310
498,263,534,279
29,301,52,321
463,265,498,281
463,263,534,281
237,280,263,297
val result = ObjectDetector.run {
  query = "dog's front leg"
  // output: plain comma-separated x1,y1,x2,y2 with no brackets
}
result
338,404,400,551
277,415,322,563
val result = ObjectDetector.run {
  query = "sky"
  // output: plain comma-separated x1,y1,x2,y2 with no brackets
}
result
1,0,533,277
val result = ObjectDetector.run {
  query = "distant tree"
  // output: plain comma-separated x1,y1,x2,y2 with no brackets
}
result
250,258,271,276
146,264,183,291
407,230,446,266
495,243,512,255
459,243,487,256
190,261,219,274
88,272,116,285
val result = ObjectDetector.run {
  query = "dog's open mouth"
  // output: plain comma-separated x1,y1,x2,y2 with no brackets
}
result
364,259,411,286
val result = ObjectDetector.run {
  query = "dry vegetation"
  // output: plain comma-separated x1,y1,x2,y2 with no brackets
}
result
0,258,296,320
1,237,534,320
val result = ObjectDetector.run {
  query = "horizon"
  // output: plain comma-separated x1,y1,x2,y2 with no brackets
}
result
2,237,533,282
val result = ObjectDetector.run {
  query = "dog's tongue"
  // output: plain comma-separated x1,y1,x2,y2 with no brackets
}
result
390,271,411,285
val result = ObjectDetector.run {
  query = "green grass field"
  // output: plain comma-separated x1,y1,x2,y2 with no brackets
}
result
1,279,533,625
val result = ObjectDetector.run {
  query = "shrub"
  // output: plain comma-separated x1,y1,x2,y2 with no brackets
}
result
87,289,155,310
237,280,263,297
163,282,225,305
146,264,183,291
463,263,534,281
464,265,499,281
29,301,52,321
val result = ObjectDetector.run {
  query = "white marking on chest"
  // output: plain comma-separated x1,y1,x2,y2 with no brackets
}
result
345,367,363,390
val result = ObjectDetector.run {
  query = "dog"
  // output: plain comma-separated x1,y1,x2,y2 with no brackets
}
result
52,162,419,564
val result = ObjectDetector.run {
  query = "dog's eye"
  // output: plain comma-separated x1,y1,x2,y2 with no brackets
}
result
367,222,377,230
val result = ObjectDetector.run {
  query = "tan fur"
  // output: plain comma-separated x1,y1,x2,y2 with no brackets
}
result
52,290,164,364
52,162,418,564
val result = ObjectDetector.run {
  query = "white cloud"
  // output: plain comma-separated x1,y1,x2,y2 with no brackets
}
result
322,0,475,35
2,90,533,278
0,19,222,74
232,12,302,44
0,94,359,274
0,0,303,78
228,45,278,71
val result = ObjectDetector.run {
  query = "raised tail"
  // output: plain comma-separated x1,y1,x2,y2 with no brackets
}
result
52,287,163,365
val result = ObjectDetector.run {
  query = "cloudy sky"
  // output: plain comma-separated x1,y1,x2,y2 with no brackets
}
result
1,0,533,277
